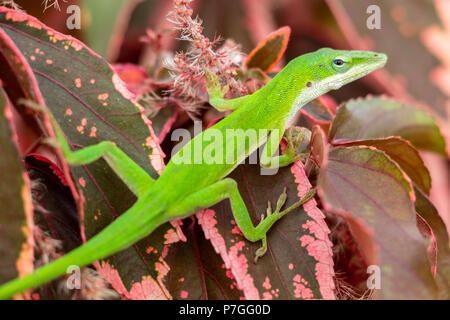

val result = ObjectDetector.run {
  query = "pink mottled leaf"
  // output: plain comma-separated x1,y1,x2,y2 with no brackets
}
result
0,87,34,299
197,160,335,300
318,146,437,299
164,219,244,300
0,8,180,299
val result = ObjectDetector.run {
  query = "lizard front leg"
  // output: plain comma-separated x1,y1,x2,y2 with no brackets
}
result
170,178,315,262
205,70,251,111
260,125,311,169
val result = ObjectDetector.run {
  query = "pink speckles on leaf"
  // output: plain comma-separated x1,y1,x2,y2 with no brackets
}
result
231,225,243,235
45,59,53,65
262,292,273,300
180,290,189,299
65,108,72,116
145,135,165,175
89,127,97,138
5,10,42,29
164,228,181,244
97,93,109,101
197,209,260,299
78,177,86,188
293,274,313,299
95,261,171,300
299,234,315,247
74,78,82,88
146,246,156,254
291,161,335,300
262,276,272,290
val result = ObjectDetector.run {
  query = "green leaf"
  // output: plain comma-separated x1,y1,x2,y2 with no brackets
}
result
164,220,244,300
245,26,291,72
0,8,179,299
198,160,335,300
318,146,437,299
0,87,34,299
329,96,447,156
337,137,431,195
81,0,142,61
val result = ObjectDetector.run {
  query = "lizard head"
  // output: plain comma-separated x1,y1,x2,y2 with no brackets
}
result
285,48,387,94
276,48,387,123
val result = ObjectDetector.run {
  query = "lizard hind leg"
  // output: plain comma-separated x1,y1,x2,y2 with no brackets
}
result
173,178,316,263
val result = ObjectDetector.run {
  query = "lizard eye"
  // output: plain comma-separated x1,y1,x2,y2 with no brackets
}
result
333,59,344,66
331,55,351,72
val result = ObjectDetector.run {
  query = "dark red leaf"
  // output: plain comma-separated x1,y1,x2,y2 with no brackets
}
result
245,26,291,72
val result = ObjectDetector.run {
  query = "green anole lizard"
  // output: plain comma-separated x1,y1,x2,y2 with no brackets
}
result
0,48,386,299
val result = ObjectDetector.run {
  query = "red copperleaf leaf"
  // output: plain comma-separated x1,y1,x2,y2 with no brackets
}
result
197,160,335,300
113,63,150,95
294,96,337,134
336,137,431,195
0,87,34,299
329,96,447,156
310,125,329,168
318,95,338,115
318,145,438,299
164,219,244,300
245,26,291,72
0,8,182,298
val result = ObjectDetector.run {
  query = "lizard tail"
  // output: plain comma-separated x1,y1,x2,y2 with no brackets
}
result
0,203,166,299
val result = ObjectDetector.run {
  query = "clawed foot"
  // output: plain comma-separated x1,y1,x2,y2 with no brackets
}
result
254,188,288,263
284,127,311,162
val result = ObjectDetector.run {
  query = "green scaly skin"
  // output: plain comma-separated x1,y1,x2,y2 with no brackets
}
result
0,48,387,299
